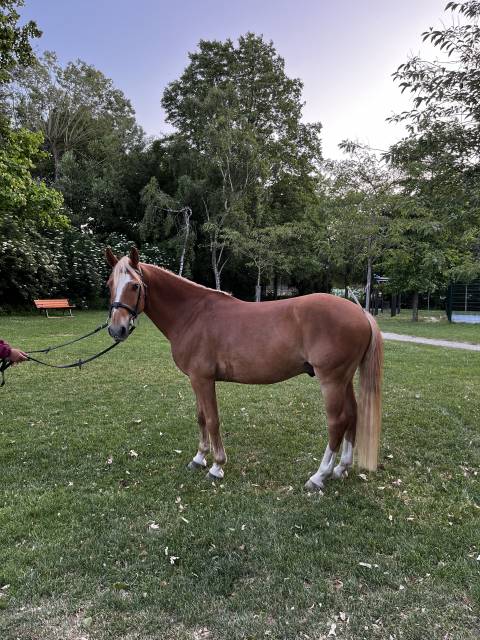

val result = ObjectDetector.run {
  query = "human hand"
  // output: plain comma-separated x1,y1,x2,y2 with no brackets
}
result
9,348,28,364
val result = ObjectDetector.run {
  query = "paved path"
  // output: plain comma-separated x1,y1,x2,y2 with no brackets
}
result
382,332,480,352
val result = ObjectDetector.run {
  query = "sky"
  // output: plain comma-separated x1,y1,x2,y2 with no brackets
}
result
21,0,449,158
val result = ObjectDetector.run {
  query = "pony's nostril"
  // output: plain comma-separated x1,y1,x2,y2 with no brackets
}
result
120,326,127,338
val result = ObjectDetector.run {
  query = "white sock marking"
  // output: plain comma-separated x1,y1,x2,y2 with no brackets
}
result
209,463,224,479
309,445,336,487
193,452,206,466
333,440,353,478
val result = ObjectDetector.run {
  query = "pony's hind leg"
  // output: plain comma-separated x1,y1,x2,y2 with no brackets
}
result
305,379,354,492
189,376,226,480
187,398,209,470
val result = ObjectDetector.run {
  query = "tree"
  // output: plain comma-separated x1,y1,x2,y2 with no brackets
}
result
0,127,68,306
391,1,480,164
321,146,394,311
6,52,145,237
0,0,40,86
139,176,194,276
224,223,299,301
162,33,322,290
385,134,479,320
9,51,142,178
388,0,480,318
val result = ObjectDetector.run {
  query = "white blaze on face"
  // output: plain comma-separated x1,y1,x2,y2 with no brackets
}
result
114,270,133,304
110,260,137,326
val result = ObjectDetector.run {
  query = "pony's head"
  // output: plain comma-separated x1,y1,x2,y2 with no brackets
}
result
105,247,146,342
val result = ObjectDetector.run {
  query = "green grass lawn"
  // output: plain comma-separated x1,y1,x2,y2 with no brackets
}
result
0,312,479,639
377,308,480,343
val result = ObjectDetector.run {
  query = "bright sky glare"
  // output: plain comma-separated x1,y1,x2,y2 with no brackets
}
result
22,0,448,158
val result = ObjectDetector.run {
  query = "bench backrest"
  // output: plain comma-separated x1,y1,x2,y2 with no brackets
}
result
34,299,72,309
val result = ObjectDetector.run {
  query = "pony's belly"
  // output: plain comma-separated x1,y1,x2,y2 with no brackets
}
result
215,358,306,384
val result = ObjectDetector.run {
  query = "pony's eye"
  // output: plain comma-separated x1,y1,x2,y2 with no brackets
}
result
132,283,140,290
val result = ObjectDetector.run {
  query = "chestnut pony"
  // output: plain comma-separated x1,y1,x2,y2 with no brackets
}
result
106,247,383,492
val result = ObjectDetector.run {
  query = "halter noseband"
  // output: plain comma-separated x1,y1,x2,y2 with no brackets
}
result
109,268,145,322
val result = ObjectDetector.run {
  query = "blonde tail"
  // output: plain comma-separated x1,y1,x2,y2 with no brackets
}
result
356,312,383,471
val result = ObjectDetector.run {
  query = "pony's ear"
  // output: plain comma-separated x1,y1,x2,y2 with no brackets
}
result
129,246,140,269
105,247,119,268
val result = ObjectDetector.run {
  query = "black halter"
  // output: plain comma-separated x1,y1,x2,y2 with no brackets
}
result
109,268,145,322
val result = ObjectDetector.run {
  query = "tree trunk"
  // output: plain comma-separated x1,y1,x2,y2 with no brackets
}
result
344,268,348,299
52,144,61,182
273,273,278,300
390,293,397,317
212,246,221,290
178,207,191,277
212,250,222,291
255,267,261,302
411,291,419,322
365,256,372,312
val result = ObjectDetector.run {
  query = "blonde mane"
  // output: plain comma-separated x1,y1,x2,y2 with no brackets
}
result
144,263,232,297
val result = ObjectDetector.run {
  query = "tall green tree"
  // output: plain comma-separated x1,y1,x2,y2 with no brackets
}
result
388,0,480,317
0,0,40,87
162,33,322,290
321,146,394,311
7,52,145,235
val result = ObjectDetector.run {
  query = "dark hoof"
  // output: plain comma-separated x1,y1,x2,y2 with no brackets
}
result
207,472,222,482
304,478,324,493
187,460,206,471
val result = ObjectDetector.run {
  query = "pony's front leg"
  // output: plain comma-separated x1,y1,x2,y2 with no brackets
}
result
187,398,209,470
189,377,226,480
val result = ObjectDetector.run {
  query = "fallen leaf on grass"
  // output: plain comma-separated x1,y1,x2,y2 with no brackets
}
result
128,450,138,459
328,622,337,636
358,473,367,481
359,562,372,569
81,617,93,628
149,523,159,530
106,456,113,465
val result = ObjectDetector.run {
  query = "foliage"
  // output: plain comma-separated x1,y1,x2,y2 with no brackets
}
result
391,0,480,163
162,33,322,290
223,223,300,298
6,51,146,235
0,126,65,226
0,0,41,86
386,0,480,311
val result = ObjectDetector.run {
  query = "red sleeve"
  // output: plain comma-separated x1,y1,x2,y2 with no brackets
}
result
0,341,12,359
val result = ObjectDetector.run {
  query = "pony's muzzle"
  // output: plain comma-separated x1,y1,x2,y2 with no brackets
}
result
108,324,128,342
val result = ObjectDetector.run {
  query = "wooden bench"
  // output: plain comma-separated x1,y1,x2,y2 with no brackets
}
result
34,299,75,318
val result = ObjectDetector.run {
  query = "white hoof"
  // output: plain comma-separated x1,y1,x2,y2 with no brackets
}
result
208,463,224,479
304,478,324,493
332,465,346,480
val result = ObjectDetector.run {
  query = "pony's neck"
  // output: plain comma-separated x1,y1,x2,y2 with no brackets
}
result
141,264,211,339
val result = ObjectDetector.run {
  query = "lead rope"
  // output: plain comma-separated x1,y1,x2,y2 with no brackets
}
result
0,321,135,388
2,269,145,387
